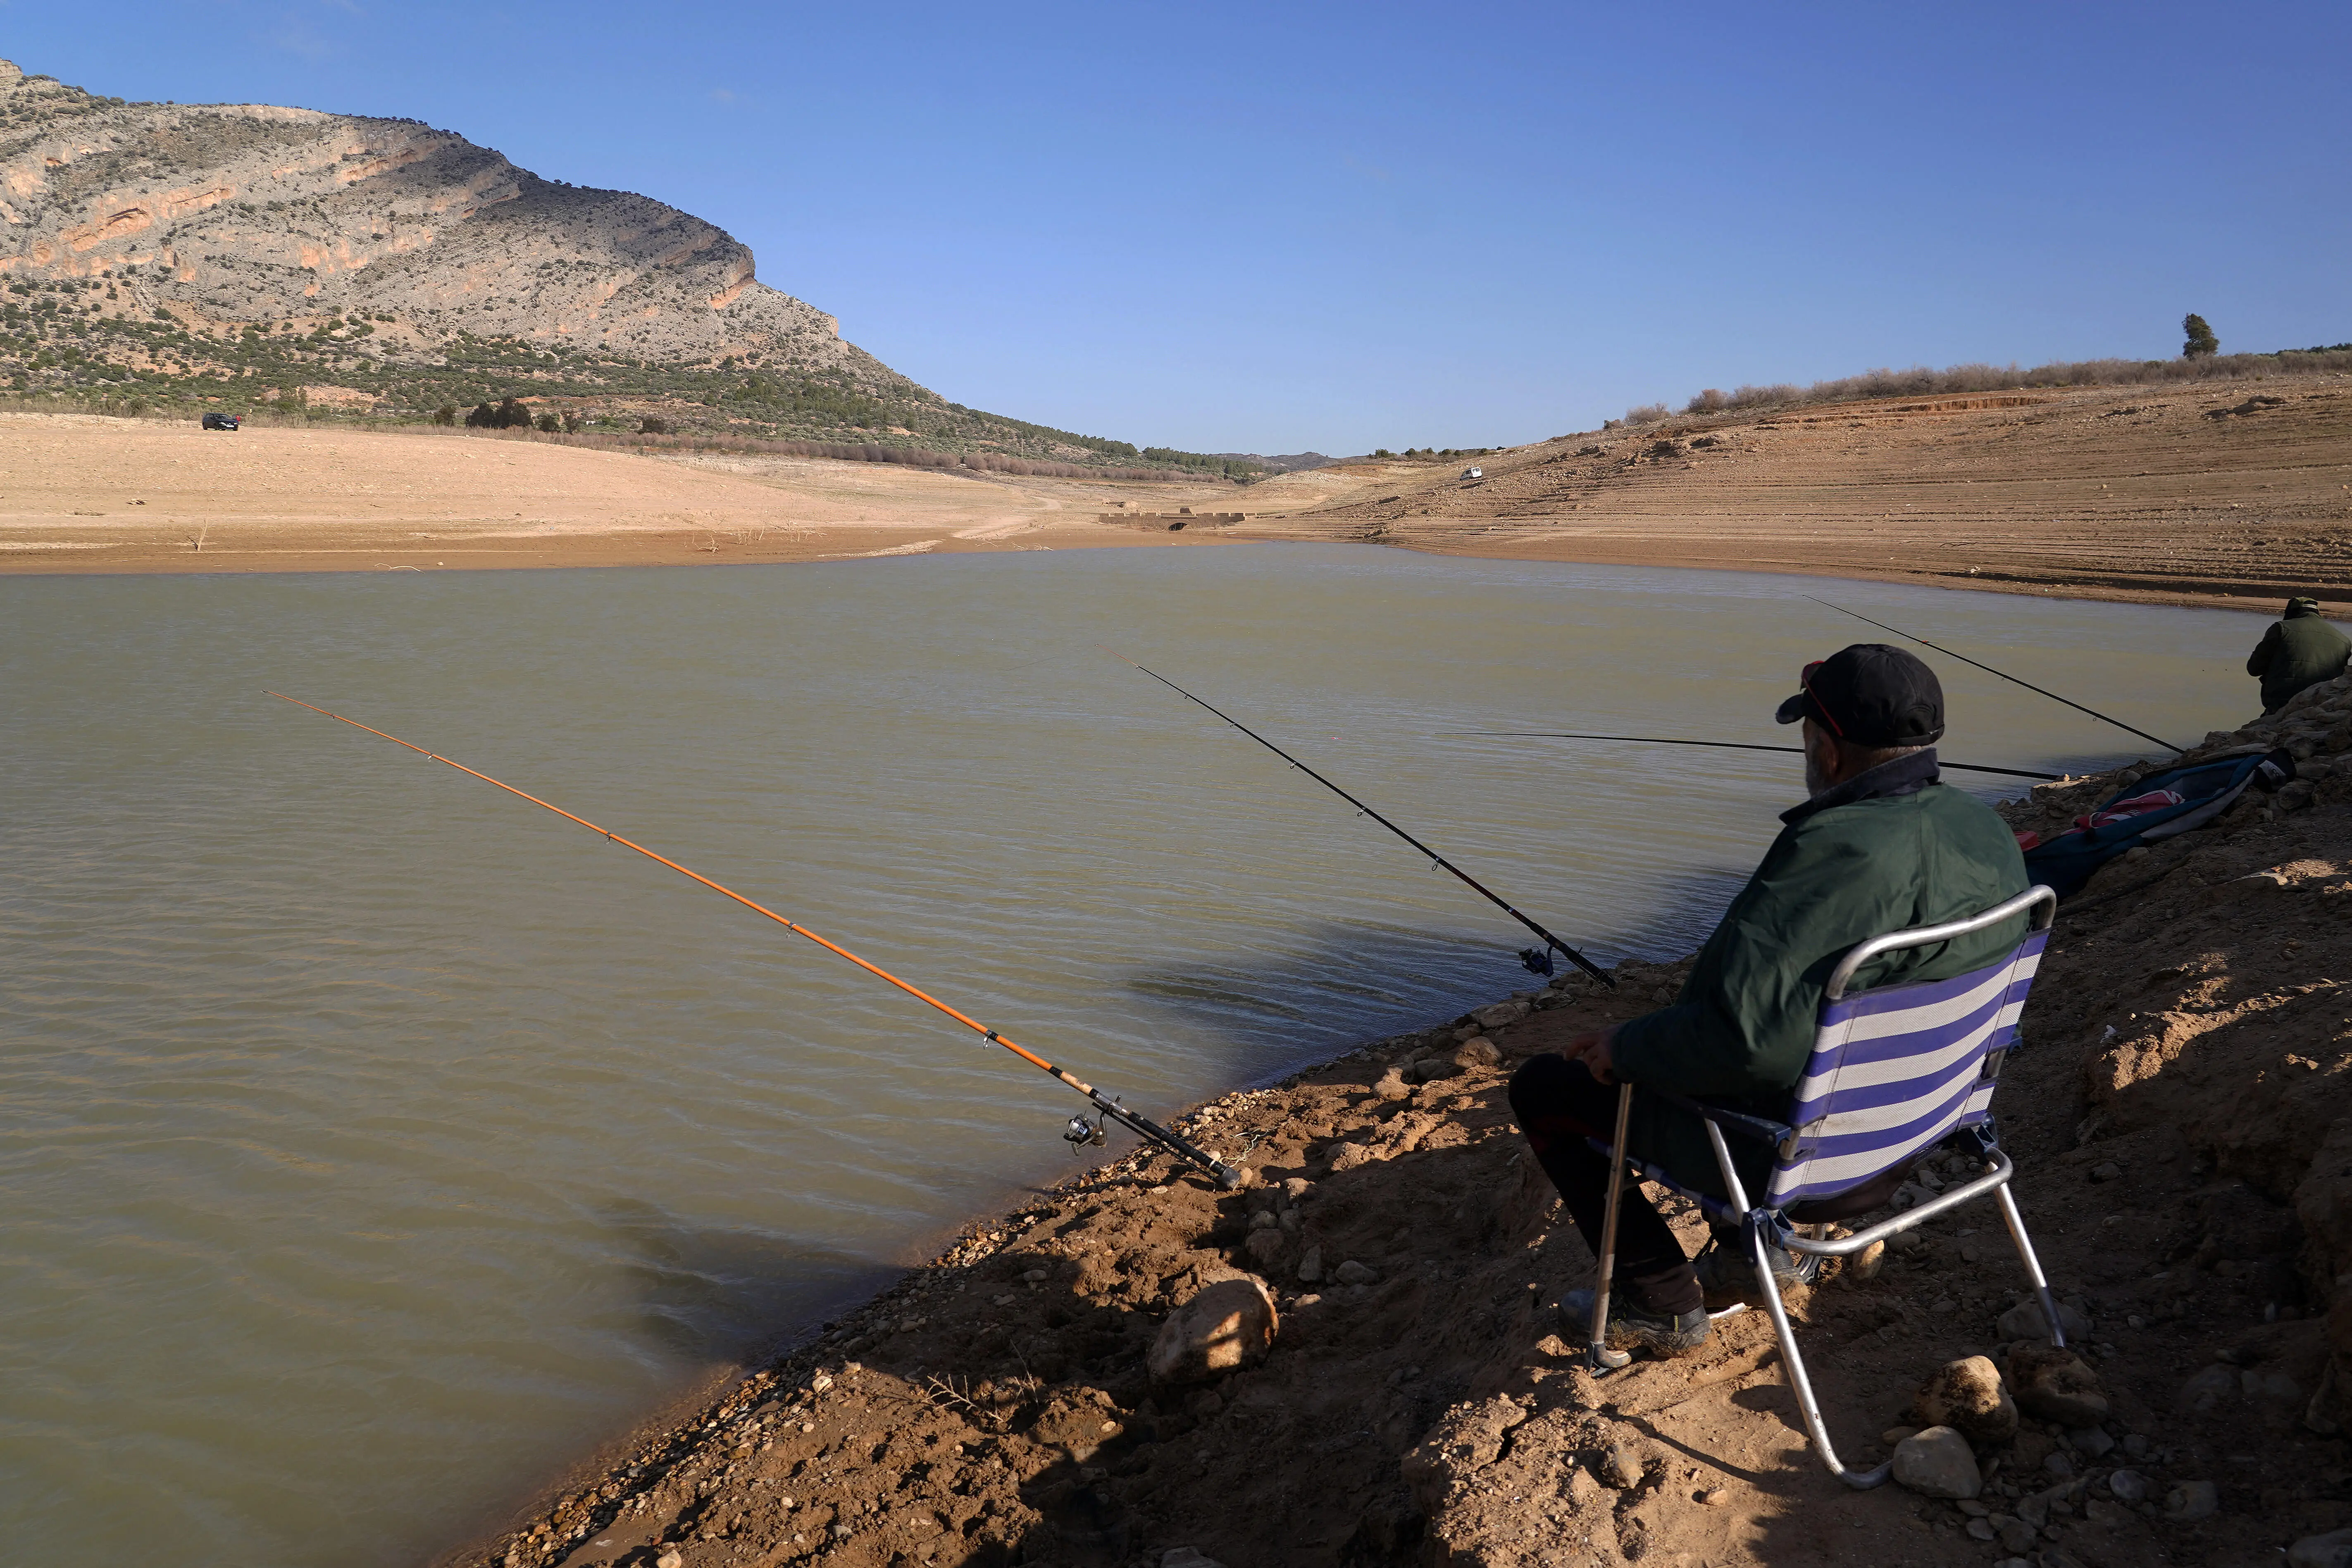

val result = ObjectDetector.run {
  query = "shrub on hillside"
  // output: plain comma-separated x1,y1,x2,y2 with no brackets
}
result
1624,403,1670,425
534,412,561,433
639,415,670,435
464,402,496,428
493,397,531,430
434,405,457,427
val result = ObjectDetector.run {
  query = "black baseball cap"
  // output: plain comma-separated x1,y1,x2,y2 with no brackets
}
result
1774,643,1945,747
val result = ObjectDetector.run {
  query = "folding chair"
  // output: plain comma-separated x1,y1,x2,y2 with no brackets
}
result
1583,884,2065,1489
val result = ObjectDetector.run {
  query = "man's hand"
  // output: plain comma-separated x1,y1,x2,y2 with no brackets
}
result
1563,1025,1619,1084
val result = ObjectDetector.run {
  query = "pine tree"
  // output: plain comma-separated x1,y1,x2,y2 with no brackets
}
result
2183,313,2219,358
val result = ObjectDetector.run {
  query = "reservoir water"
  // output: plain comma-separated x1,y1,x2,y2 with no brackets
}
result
0,544,2271,1566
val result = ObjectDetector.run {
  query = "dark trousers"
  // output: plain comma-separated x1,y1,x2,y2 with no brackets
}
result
1508,1053,1704,1316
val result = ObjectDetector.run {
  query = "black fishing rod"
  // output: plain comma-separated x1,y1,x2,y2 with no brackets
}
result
1810,598,2184,754
1101,650,1612,987
1444,732,2065,782
269,692,1246,1189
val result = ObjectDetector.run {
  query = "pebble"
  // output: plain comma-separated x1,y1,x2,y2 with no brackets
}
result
1966,1518,1996,1541
1998,1519,2039,1553
1296,1246,1324,1284
657,1554,683,1568
2164,1480,2219,1522
2043,1451,2076,1480
1891,1426,1981,1499
2005,1342,2110,1426
2289,1528,2352,1568
1911,1355,2018,1445
1162,1552,1229,1568
2089,1161,2122,1182
1600,1444,1643,1489
1997,1300,2093,1344
2067,1425,2115,1460
1333,1260,1378,1286
1023,1268,1048,1282
1695,1487,1727,1506
2178,1363,2238,1413
2107,1468,2149,1504
1147,1275,1278,1384
1373,1071,1410,1102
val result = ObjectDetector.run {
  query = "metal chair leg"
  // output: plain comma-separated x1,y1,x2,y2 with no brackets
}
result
1746,1221,1892,1489
1697,1117,1890,1489
1994,1181,2068,1349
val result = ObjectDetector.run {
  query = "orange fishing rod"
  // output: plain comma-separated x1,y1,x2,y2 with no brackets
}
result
267,691,1243,1188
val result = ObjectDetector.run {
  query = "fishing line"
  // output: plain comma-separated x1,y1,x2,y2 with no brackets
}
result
1097,649,1611,987
266,691,1244,1189
1809,598,2184,754
1442,732,2065,782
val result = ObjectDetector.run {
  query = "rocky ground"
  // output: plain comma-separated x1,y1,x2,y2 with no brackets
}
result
1252,377,2352,614
441,672,2352,1568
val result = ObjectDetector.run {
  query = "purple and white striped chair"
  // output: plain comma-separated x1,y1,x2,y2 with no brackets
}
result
1590,884,2064,1488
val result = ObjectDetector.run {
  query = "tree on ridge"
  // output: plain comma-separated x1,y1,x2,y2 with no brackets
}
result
2183,313,2219,358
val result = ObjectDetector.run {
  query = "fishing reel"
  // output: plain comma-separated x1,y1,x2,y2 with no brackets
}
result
1518,945,1556,977
1062,1113,1108,1153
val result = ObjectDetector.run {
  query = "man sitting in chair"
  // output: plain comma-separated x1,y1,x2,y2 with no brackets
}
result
1509,643,2030,1357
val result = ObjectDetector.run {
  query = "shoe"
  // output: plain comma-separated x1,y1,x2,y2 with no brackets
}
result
1560,1288,1711,1358
1690,1232,1819,1300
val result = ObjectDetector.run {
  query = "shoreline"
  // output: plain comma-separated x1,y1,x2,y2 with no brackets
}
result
6,374,2350,619
0,525,2323,622
441,674,2352,1568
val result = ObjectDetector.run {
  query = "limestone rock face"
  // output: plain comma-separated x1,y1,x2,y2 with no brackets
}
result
0,57,898,381
1147,1273,1277,1385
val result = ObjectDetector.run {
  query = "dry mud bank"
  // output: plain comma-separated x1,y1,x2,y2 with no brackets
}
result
450,679,2352,1568
11,375,2350,612
1264,376,2352,614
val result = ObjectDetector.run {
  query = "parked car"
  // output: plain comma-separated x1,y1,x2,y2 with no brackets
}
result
1461,465,1482,479
201,412,241,431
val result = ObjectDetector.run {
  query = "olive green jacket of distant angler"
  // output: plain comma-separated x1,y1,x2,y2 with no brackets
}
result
2248,606,2352,715
1608,752,2031,1204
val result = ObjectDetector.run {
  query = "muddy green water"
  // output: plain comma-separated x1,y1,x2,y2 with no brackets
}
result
0,546,2270,1565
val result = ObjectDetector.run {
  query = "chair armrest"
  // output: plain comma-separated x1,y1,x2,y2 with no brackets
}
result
1649,1086,1794,1147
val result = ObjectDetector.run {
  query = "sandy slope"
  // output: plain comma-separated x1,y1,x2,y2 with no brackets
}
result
1260,376,2352,613
0,416,1284,574
14,376,2345,608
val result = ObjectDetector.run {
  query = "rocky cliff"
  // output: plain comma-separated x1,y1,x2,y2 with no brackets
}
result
0,57,897,385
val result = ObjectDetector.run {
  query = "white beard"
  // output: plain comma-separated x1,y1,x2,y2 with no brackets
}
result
1805,746,1833,797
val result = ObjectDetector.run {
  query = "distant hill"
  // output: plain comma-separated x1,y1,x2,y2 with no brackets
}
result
1213,451,1334,473
0,59,1257,476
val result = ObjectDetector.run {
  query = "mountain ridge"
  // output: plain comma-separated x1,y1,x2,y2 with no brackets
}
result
0,56,894,384
0,58,1262,476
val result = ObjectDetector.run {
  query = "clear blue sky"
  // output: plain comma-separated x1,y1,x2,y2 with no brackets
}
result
10,2,2347,453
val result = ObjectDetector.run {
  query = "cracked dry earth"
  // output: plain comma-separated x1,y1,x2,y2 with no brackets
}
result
458,686,2352,1568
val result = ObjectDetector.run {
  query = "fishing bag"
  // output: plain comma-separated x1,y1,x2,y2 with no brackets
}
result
2021,748,2294,898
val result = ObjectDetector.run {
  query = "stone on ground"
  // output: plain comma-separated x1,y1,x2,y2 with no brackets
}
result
1162,1551,1228,1568
1997,1297,2092,1342
1891,1425,1982,1499
2289,1528,2352,1568
1147,1273,1277,1384
2004,1342,2110,1425
1911,1355,2019,1444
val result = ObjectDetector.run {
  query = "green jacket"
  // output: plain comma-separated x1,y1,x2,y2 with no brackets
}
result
1609,751,2030,1203
2248,605,2351,714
